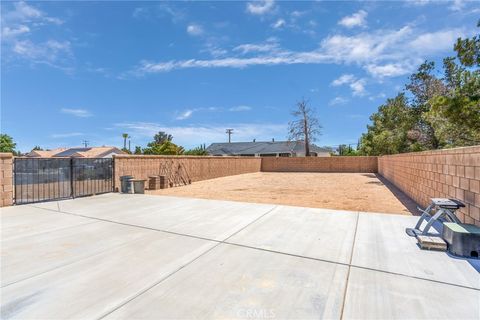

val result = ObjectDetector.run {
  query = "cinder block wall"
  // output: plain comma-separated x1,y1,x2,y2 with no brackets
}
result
378,146,480,225
0,153,13,207
114,155,262,191
261,156,378,173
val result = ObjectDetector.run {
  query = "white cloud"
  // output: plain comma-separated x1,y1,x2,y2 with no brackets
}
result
13,39,72,63
186,24,204,36
175,107,218,120
2,2,69,71
338,10,368,28
132,7,148,19
233,41,279,54
365,63,411,78
409,29,464,54
229,105,252,112
51,132,83,138
115,122,287,147
3,1,63,25
61,108,92,118
1,25,30,38
449,0,466,11
329,97,349,106
331,74,356,86
272,19,286,29
7,1,43,21
368,92,387,101
331,74,366,96
132,3,185,23
291,10,307,18
202,45,227,58
176,110,194,120
128,26,466,79
407,0,433,6
350,79,366,96
246,0,275,15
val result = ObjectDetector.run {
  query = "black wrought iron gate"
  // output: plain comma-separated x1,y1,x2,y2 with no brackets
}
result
14,158,114,204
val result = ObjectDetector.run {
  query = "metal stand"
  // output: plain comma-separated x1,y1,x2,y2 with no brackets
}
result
406,198,464,237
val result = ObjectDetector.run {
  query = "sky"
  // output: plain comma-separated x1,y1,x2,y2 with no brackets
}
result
1,0,479,152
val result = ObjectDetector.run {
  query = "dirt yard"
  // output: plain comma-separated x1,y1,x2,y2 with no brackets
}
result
147,172,417,215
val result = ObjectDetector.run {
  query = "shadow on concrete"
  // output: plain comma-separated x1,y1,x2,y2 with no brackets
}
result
375,174,420,216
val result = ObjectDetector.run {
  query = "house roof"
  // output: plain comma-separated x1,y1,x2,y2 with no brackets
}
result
53,147,125,158
206,141,331,155
27,147,125,158
27,148,67,158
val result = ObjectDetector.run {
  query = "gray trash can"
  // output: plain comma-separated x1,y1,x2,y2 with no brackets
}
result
120,175,134,193
132,179,146,194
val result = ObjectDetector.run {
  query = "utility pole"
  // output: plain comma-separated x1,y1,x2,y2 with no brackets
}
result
82,140,89,147
226,129,234,143
128,139,131,152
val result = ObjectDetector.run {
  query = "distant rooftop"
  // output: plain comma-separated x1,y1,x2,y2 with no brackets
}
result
206,140,331,156
27,146,125,158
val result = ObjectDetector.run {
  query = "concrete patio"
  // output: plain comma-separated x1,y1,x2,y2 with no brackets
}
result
1,193,479,319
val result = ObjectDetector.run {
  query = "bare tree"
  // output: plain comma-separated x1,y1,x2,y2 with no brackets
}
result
288,99,322,156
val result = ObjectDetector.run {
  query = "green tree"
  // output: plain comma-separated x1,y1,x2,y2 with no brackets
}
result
425,59,480,146
134,146,142,154
454,20,480,67
32,146,43,151
143,141,184,155
184,144,208,155
360,21,480,154
359,94,419,155
0,134,16,153
153,132,173,144
338,144,359,156
405,61,447,149
121,133,130,150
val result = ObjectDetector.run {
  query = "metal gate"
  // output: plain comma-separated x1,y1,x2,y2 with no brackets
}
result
14,158,113,204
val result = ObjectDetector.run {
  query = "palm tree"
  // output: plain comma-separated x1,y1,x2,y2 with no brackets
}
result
122,133,129,149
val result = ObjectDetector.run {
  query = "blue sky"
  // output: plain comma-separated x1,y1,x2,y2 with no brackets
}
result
1,0,478,152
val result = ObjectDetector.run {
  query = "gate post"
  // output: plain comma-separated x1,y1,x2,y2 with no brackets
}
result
0,153,13,207
70,157,74,199
112,156,115,192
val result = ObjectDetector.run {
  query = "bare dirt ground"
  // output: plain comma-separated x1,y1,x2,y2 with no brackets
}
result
147,172,417,215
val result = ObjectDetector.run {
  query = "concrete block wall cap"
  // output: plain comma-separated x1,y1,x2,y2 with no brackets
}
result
0,153,13,158
114,155,259,159
380,145,480,158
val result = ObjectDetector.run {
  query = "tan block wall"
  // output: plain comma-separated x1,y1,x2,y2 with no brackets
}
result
0,153,13,207
114,155,262,190
261,156,378,173
378,146,480,226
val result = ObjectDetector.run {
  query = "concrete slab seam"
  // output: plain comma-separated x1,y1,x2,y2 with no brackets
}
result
1,230,175,289
339,212,360,320
14,204,480,292
96,206,278,320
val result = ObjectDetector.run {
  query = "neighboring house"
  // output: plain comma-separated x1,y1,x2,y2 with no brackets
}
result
206,140,331,157
26,147,125,158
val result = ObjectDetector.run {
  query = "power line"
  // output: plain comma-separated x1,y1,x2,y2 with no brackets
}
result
81,140,89,147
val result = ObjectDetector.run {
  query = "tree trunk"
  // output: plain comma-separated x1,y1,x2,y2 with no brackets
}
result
304,115,310,156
